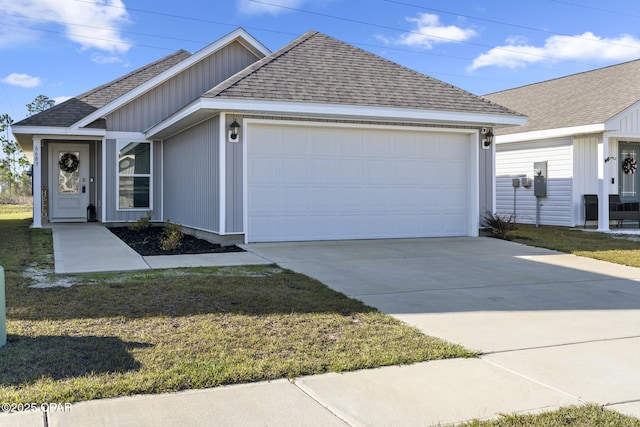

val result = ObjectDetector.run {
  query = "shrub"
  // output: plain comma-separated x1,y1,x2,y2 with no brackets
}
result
161,220,183,251
484,212,518,240
128,211,153,232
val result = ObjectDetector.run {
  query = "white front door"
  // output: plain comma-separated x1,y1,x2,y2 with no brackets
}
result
50,143,90,222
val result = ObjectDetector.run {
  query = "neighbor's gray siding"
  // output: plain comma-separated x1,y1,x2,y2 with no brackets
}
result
496,137,573,226
107,41,260,132
104,139,162,222
163,116,220,233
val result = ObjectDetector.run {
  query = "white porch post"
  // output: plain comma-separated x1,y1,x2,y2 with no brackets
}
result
597,135,610,231
32,137,42,228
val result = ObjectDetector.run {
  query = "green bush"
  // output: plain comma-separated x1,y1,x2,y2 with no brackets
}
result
161,220,183,251
128,211,153,232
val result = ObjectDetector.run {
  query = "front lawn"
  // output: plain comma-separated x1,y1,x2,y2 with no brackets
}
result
512,224,640,267
0,205,474,404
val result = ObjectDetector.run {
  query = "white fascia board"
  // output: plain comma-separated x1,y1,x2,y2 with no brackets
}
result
496,124,605,143
11,125,106,137
145,99,205,139
172,98,526,126
72,28,271,130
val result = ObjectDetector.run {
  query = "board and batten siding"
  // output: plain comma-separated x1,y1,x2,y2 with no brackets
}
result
496,137,573,226
225,114,243,234
163,116,220,233
107,41,260,132
104,139,162,222
572,135,599,226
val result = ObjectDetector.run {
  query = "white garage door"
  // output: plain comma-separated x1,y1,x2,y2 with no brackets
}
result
247,123,472,242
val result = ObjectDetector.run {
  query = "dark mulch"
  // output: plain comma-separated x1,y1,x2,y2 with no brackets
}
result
108,226,244,256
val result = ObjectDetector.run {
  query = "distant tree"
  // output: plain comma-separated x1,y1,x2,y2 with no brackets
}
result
26,94,55,117
0,114,29,196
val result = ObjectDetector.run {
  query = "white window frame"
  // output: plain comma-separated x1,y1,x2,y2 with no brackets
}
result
116,139,153,211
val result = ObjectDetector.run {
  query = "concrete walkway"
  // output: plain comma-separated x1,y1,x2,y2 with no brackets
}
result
48,223,271,273
2,234,640,426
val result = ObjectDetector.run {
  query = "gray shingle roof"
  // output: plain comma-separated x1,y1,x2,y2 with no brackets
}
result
484,59,640,135
14,49,192,128
204,31,521,117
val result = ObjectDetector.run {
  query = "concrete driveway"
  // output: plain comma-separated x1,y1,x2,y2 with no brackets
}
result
247,237,640,418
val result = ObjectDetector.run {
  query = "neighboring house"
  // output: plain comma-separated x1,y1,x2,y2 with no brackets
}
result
12,28,524,243
485,59,640,230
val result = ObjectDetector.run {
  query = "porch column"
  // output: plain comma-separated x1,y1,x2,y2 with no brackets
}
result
32,137,42,228
597,135,610,231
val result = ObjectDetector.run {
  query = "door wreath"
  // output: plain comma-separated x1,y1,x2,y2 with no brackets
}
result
623,157,637,175
59,153,79,173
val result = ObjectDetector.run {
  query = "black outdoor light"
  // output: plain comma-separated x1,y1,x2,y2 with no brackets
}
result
229,118,241,142
482,129,493,149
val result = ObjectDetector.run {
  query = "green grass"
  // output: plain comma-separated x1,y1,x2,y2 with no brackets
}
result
0,204,474,404
512,224,640,267
459,404,640,426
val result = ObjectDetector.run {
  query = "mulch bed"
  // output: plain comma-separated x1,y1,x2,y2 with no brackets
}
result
108,226,244,256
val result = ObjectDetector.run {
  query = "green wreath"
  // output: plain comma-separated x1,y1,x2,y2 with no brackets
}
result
59,153,79,173
623,157,637,175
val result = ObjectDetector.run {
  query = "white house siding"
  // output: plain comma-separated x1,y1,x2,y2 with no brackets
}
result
496,137,573,226
163,117,220,233
572,135,599,226
106,41,260,132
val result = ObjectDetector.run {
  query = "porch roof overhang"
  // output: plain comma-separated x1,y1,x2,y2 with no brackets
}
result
11,126,106,162
145,98,528,140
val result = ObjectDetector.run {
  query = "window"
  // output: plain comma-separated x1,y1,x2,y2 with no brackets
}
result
118,141,151,209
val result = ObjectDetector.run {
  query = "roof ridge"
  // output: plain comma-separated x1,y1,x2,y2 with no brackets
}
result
205,30,318,98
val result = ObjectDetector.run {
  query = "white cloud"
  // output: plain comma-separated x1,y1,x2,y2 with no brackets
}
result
0,0,131,53
1,73,41,88
471,32,640,70
387,13,477,49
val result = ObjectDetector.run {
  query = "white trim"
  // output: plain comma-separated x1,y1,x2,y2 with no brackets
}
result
243,118,480,243
158,139,164,222
73,29,271,130
146,98,526,139
219,112,227,234
496,124,605,143
12,126,105,137
115,139,153,211
32,138,42,228
101,138,107,223
106,131,147,140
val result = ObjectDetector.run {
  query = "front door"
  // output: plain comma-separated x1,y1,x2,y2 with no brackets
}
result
50,143,90,221
618,141,640,204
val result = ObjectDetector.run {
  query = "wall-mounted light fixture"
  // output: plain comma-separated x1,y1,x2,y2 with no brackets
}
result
481,128,493,150
229,117,241,143
604,156,617,163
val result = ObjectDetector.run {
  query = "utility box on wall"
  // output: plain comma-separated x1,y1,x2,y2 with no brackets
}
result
533,161,547,197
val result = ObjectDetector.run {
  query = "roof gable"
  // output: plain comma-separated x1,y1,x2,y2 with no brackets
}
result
485,59,640,136
204,31,520,117
14,49,191,128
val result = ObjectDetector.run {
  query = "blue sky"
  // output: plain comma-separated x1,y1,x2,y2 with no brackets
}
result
1,0,639,122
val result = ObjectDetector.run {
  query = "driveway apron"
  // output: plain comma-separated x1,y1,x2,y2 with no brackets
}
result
246,237,640,419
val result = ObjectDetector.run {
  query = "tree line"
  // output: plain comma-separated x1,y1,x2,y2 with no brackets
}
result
0,95,55,202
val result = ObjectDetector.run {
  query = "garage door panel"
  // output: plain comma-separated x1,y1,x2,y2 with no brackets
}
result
248,124,471,242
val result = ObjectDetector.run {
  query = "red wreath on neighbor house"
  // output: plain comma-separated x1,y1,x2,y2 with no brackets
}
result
623,157,637,175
